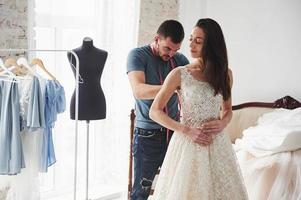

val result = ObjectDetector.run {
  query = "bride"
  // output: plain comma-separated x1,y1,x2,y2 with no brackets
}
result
149,18,248,200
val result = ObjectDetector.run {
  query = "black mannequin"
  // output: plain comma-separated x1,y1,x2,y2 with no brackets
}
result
68,37,108,120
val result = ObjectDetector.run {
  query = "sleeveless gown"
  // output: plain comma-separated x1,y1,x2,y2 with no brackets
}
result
151,67,248,200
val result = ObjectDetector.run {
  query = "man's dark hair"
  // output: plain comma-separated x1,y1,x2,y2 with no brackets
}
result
157,20,185,44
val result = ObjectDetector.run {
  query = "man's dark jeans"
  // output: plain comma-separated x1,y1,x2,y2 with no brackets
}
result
131,127,173,200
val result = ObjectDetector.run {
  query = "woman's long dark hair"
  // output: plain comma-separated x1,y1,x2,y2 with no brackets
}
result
196,18,231,100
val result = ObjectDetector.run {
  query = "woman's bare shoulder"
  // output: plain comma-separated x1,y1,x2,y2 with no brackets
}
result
170,66,186,76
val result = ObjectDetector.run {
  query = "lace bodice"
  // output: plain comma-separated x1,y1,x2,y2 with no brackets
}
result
178,67,223,128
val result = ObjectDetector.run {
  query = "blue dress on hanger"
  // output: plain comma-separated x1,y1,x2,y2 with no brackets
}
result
40,80,65,172
0,80,25,175
26,77,45,132
0,80,3,118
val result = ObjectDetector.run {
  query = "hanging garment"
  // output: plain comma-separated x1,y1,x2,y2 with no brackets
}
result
9,76,44,200
19,76,32,131
26,77,46,131
0,80,3,120
40,80,65,172
0,80,25,175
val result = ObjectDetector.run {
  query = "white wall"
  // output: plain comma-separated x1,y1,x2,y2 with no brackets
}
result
179,0,301,104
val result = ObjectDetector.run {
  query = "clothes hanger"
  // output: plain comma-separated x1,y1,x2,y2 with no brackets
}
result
4,58,32,81
1,58,18,77
17,57,33,73
30,58,57,80
0,58,19,82
17,57,43,79
4,57,26,76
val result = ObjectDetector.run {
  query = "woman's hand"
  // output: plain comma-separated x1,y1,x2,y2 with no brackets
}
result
200,119,227,136
183,126,213,146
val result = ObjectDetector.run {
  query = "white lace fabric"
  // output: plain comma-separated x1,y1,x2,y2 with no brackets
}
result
151,67,248,200
19,76,33,125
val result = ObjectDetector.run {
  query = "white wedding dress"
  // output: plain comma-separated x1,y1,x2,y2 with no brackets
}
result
151,68,248,200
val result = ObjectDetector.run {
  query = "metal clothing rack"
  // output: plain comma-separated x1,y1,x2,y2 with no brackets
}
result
0,49,80,200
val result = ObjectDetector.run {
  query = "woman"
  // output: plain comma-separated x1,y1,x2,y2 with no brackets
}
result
149,18,248,200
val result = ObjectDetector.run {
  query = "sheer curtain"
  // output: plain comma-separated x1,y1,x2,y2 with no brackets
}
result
29,0,139,199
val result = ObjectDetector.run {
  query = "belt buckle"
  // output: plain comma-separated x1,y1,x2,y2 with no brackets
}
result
160,127,166,132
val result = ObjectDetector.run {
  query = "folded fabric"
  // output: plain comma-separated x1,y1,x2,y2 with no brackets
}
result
258,107,301,125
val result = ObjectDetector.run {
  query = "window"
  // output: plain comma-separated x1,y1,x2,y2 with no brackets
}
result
30,0,139,199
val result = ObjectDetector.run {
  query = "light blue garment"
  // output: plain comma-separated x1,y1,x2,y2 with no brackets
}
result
0,80,3,120
27,77,45,131
40,80,65,172
0,80,25,175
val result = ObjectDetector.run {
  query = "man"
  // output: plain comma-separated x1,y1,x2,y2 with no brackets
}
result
127,20,189,200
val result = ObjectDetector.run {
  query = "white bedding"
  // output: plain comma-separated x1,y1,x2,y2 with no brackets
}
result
234,108,301,157
233,108,301,200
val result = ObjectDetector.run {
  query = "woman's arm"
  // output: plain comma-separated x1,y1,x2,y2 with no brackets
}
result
150,67,212,145
149,68,184,132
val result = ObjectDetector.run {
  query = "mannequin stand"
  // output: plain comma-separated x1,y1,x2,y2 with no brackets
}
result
86,120,90,200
